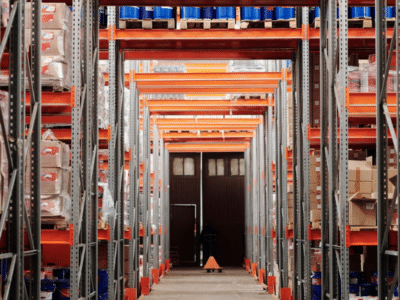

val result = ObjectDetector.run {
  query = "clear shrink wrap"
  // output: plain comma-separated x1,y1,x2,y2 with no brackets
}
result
98,182,116,224
98,73,108,129
26,3,72,31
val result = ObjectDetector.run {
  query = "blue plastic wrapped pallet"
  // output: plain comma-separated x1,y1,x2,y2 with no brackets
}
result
261,7,274,21
309,7,320,24
154,7,173,19
241,7,261,21
141,6,154,19
120,6,140,20
181,7,201,19
55,279,70,300
203,7,215,20
215,7,235,19
312,285,321,300
99,7,107,27
98,269,109,295
349,271,366,284
350,7,371,19
274,7,295,20
372,7,396,19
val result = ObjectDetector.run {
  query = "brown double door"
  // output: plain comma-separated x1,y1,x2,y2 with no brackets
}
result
169,153,245,267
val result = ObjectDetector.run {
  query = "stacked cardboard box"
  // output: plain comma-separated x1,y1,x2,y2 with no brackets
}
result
26,3,72,90
348,158,397,226
310,150,322,228
25,133,71,222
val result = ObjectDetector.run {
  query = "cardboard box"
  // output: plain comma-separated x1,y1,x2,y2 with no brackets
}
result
41,140,70,168
39,30,71,58
287,207,293,225
310,192,321,203
349,180,376,195
349,200,376,226
39,168,70,195
348,160,374,182
310,183,321,194
26,3,72,30
310,154,321,166
311,210,321,222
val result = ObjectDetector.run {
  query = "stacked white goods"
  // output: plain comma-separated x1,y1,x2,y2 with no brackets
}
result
28,130,72,222
98,72,108,129
26,3,72,90
149,62,186,100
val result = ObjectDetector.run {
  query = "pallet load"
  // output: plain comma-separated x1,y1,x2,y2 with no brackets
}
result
179,6,235,29
310,150,322,229
119,6,175,29
26,3,73,91
34,130,72,228
348,157,398,227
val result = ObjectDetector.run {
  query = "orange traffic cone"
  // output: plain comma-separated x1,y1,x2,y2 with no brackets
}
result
204,256,223,273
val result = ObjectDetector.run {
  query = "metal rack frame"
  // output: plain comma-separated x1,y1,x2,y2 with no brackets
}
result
376,0,400,298
292,7,311,300
320,0,349,299
107,6,125,300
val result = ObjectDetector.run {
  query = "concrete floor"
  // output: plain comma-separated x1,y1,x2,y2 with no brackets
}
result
145,267,275,299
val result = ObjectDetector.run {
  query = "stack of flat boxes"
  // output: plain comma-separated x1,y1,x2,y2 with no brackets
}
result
348,156,398,227
35,139,71,222
26,3,72,90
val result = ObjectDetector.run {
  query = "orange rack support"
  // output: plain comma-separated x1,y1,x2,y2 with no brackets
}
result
267,276,276,294
124,288,137,300
308,225,322,241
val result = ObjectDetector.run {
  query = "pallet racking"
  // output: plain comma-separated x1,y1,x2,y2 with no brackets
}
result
1,1,399,300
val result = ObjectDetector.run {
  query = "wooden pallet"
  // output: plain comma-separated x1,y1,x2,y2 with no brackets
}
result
348,225,377,231
179,19,235,30
41,216,69,230
119,18,175,29
312,17,372,28
241,19,296,29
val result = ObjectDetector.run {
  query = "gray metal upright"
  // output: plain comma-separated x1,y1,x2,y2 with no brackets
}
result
143,105,151,280
259,122,266,278
320,0,349,298
251,136,258,268
107,6,125,300
69,0,100,298
160,138,166,267
293,7,311,299
166,149,171,261
244,148,251,263
128,60,140,295
27,0,42,298
376,0,400,298
6,0,31,298
265,98,274,278
153,118,160,273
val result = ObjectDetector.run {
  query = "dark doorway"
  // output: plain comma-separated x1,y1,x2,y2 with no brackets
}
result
169,154,200,267
203,153,245,267
170,205,197,264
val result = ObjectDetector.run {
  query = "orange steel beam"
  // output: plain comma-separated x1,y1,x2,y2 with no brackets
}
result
139,87,276,94
99,151,131,162
150,110,266,116
156,117,263,125
144,99,273,107
38,128,110,142
162,131,254,142
99,28,304,41
166,142,250,153
26,91,73,107
136,80,280,89
307,127,394,146
132,72,292,81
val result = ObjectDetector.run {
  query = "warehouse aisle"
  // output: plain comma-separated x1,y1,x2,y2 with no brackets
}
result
146,268,274,300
